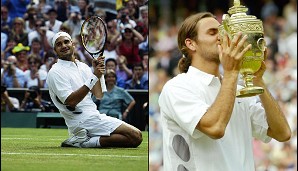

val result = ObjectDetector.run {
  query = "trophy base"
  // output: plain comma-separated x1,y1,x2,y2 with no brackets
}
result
236,86,264,98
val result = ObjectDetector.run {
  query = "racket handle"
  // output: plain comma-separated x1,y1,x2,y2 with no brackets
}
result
100,75,107,92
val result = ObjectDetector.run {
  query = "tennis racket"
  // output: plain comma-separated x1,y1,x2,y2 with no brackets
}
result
80,16,108,92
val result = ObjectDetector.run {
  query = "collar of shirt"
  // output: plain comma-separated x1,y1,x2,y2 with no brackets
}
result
57,58,79,68
186,66,221,86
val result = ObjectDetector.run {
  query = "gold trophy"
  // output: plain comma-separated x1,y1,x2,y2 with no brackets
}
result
218,0,266,98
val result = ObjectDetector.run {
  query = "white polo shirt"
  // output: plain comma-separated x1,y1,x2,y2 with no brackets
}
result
46,59,101,131
158,66,271,171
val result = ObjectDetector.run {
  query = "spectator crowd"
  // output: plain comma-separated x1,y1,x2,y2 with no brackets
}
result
1,0,149,122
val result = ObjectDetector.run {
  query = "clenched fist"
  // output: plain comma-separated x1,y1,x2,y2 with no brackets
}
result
92,56,105,78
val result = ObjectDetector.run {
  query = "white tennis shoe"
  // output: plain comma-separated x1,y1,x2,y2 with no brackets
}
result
61,129,89,148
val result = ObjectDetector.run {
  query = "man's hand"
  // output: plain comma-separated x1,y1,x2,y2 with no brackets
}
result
132,74,140,85
218,32,252,74
253,48,268,85
92,56,105,78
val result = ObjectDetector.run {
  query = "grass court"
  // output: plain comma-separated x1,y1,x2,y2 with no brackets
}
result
1,128,148,171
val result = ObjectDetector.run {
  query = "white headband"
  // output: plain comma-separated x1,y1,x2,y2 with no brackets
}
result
51,32,72,47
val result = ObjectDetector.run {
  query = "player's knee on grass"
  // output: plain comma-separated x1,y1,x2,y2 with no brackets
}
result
129,128,143,148
133,130,143,147
114,123,143,147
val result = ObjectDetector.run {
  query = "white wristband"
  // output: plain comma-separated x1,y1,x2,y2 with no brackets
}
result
84,74,99,90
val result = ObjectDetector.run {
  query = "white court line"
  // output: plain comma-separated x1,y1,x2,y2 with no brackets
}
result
1,137,148,143
1,138,62,140
1,135,66,138
1,152,148,158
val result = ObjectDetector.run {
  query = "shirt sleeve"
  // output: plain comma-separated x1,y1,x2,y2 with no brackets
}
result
122,89,134,105
46,70,73,104
159,83,210,139
248,97,272,143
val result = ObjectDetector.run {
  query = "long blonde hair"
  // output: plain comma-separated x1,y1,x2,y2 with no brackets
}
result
177,12,215,73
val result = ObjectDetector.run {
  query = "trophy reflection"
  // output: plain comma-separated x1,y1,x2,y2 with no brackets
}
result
218,0,266,98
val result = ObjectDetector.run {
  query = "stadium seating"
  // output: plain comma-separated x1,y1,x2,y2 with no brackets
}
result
36,112,66,128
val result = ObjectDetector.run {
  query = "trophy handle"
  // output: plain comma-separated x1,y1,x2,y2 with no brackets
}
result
257,38,266,51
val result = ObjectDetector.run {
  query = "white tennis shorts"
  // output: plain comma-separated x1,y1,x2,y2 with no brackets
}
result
70,114,124,137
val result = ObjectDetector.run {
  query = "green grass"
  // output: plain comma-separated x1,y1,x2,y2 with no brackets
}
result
1,128,148,171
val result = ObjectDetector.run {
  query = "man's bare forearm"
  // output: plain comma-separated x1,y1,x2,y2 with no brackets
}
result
196,72,238,139
257,81,291,141
91,80,103,99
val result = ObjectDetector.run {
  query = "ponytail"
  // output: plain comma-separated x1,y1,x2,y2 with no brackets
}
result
178,55,191,73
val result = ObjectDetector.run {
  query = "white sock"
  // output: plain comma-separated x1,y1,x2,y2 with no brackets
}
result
81,136,101,148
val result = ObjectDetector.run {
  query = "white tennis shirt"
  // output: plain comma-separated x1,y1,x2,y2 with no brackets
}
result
158,66,271,171
46,59,101,131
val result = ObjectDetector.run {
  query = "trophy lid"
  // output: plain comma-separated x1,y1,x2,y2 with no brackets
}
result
228,0,248,15
225,0,262,23
221,0,264,35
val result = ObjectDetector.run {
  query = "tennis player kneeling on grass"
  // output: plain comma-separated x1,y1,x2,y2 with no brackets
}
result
46,32,142,148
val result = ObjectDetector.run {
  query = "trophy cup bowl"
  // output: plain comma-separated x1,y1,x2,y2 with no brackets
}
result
218,0,266,98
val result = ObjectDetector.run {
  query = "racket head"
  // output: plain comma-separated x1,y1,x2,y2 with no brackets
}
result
80,16,107,59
